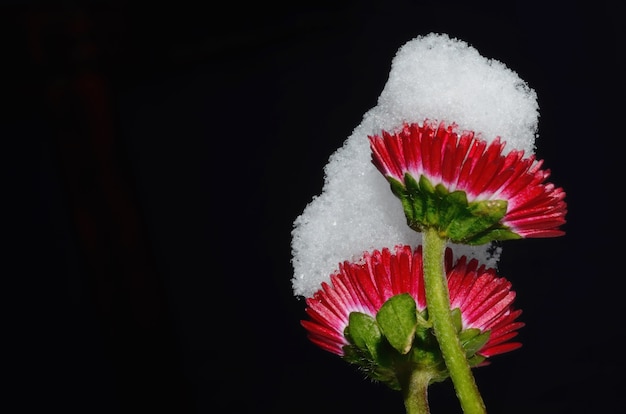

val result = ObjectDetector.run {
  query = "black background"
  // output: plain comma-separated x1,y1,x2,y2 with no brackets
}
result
4,1,624,413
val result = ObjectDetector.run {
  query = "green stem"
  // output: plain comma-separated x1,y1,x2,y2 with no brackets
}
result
402,369,432,414
422,228,486,414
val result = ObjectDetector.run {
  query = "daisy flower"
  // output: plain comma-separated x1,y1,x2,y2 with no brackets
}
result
301,244,524,389
369,120,567,245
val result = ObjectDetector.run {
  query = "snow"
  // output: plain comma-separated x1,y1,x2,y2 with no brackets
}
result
291,33,539,298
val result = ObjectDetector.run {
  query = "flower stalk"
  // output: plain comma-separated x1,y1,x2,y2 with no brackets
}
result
422,227,485,414
401,369,432,414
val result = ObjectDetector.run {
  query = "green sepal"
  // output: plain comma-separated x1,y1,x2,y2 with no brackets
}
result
388,177,414,221
341,342,399,389
451,308,491,360
415,308,432,329
385,173,525,245
411,310,448,381
450,307,463,333
404,172,421,194
376,293,417,355
342,307,405,390
467,354,487,367
438,190,469,233
467,228,522,245
446,199,507,241
340,302,493,390
388,175,408,198
458,328,490,357
345,312,384,361
418,175,439,226
343,312,396,385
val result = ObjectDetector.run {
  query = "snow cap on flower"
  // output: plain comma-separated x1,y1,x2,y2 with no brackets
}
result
302,245,524,387
373,33,539,154
292,33,541,298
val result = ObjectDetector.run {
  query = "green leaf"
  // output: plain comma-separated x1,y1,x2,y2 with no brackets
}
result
376,294,418,355
346,312,383,360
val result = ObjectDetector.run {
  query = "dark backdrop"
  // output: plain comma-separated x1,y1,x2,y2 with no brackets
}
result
4,1,623,413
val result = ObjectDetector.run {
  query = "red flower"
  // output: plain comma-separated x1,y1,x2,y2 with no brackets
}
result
302,245,524,361
369,120,567,243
